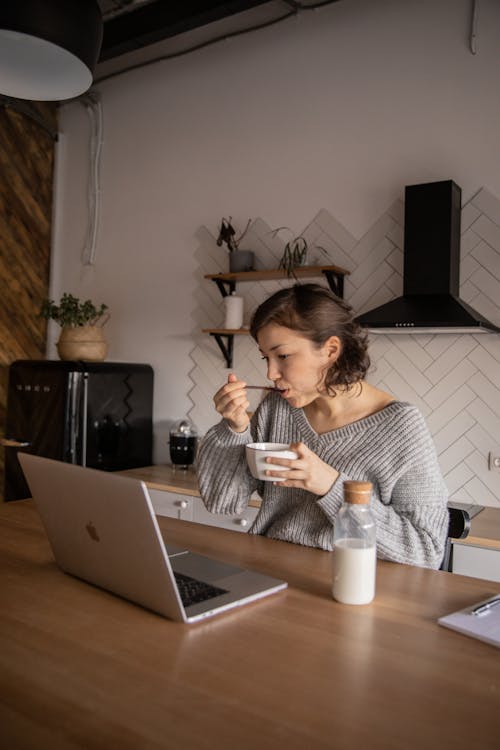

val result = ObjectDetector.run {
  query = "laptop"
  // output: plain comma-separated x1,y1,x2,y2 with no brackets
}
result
18,454,287,623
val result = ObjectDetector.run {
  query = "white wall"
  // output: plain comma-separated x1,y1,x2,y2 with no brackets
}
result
51,0,500,505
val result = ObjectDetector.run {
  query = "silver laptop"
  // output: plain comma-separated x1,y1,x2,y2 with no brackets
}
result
18,454,287,623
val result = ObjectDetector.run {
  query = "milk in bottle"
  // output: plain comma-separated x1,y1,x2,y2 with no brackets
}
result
332,481,376,605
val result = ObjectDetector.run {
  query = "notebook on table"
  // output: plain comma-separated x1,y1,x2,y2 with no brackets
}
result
18,453,287,623
438,595,500,648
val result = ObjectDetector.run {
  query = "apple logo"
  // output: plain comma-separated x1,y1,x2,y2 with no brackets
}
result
85,521,100,542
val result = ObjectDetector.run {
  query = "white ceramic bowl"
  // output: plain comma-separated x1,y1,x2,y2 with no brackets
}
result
245,442,298,482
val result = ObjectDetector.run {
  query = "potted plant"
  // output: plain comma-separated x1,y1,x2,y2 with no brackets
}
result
216,217,255,272
40,293,110,361
271,226,332,278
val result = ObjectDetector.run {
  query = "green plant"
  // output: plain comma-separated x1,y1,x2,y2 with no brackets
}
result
271,227,332,277
40,293,109,327
216,217,252,252
278,235,308,274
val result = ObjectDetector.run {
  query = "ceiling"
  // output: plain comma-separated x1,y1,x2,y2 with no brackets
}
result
97,0,276,62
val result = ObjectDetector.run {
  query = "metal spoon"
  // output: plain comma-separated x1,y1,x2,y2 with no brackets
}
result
245,385,284,391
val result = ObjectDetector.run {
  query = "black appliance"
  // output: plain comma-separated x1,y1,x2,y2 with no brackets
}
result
355,180,500,334
3,360,154,501
169,418,198,470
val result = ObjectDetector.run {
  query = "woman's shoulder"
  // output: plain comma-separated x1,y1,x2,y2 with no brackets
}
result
375,401,434,451
356,381,422,424
377,400,426,425
346,399,428,441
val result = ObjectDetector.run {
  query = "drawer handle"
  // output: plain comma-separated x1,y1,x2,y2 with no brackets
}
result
237,517,249,527
178,500,189,509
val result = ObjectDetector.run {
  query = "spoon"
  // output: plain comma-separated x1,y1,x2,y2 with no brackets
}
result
245,385,284,391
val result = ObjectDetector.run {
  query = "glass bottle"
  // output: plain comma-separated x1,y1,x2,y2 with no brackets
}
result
332,481,376,605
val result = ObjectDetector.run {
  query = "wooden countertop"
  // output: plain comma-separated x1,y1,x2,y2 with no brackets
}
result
456,507,500,551
119,464,262,508
1,500,500,750
119,464,201,495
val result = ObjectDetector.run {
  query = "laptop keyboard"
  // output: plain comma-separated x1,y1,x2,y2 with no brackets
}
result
173,572,228,607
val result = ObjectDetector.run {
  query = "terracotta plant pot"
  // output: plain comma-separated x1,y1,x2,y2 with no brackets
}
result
56,325,108,362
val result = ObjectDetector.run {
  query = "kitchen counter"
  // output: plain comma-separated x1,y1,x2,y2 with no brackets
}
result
119,463,201,495
1,499,499,750
119,468,500,531
459,506,500,551
119,464,262,508
450,506,500,582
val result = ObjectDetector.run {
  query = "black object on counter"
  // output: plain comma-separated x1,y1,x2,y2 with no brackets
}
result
169,419,198,470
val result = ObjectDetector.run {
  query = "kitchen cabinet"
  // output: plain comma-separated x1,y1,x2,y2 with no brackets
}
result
148,489,195,521
191,500,258,532
148,487,258,532
119,465,260,533
451,544,500,583
203,264,349,367
149,488,258,531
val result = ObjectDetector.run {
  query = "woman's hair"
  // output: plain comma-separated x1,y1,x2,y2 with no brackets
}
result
249,283,370,394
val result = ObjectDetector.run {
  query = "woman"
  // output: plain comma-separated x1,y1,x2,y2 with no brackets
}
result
197,284,448,568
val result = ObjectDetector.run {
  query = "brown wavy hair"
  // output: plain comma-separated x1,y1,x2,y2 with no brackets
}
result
249,283,370,394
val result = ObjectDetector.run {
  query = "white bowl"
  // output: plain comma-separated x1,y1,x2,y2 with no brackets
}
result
246,442,298,482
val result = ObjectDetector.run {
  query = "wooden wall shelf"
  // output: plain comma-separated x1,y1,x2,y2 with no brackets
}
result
202,264,350,367
204,264,349,298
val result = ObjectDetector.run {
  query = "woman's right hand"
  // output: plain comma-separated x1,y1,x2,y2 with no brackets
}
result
214,373,250,433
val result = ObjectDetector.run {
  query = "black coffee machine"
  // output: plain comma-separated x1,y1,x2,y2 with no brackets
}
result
169,419,198,470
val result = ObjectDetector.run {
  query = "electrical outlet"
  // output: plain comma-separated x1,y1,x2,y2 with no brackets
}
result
488,452,500,471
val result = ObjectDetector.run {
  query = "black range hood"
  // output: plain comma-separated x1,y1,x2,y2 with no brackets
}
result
355,180,500,334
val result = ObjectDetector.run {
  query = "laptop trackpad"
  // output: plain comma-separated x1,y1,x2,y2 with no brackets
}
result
170,553,242,583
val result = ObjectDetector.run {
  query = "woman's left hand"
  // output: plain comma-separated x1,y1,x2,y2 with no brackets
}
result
265,442,339,496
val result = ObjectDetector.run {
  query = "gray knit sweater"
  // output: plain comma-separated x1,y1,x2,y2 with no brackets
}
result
197,393,449,569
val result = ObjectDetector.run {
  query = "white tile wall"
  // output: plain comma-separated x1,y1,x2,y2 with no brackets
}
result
189,188,500,508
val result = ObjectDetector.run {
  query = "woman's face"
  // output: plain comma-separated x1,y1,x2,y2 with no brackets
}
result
257,323,340,408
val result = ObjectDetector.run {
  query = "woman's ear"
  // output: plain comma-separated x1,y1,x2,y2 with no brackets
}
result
324,336,341,361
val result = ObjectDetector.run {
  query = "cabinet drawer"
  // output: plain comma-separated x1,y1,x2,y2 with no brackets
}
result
452,543,500,583
193,503,259,533
148,489,194,521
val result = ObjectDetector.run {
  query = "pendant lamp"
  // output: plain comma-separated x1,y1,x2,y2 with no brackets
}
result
0,0,103,101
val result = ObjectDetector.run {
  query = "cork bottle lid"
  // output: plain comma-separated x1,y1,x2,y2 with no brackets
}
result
343,480,372,504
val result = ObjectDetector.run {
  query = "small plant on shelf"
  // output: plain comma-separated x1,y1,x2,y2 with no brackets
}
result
216,217,252,253
40,293,109,328
271,227,332,277
216,217,255,272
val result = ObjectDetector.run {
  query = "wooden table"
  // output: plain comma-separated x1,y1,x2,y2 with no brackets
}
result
1,501,499,750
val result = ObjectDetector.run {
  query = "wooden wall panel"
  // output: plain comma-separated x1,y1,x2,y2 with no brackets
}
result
0,101,57,500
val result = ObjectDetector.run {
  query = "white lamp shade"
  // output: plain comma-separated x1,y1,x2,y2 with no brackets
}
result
0,0,102,101
0,30,92,100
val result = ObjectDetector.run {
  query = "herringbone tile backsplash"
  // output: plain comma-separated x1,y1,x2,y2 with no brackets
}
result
190,188,500,508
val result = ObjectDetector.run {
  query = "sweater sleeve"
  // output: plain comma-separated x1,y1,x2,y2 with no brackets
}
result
196,419,260,515
371,450,449,569
317,406,449,569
